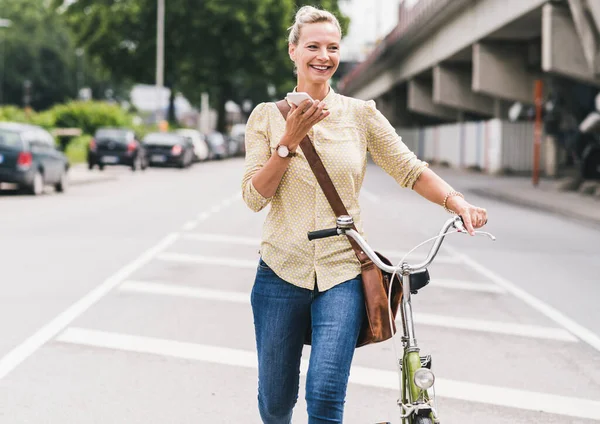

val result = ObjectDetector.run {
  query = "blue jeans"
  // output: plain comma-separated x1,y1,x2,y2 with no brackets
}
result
251,258,365,424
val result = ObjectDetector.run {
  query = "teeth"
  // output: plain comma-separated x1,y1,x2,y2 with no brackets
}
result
312,65,328,70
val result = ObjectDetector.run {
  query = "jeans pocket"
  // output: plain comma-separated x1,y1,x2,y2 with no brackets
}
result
257,257,271,271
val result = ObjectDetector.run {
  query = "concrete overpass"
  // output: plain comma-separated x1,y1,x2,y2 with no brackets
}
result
339,0,600,128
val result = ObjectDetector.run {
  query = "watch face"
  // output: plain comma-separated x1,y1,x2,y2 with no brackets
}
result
277,145,289,157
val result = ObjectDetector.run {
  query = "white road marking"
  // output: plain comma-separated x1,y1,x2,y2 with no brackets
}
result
384,250,462,265
181,233,261,246
119,280,250,304
117,282,570,341
360,189,380,204
430,278,506,293
57,327,600,421
157,252,257,269
178,233,461,265
410,314,578,342
181,221,198,231
448,248,600,352
196,212,210,221
0,233,180,380
0,192,244,381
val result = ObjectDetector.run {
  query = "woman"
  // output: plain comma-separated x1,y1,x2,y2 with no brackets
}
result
241,5,488,424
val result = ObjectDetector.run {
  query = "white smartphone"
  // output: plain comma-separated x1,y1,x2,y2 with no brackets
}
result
286,92,314,106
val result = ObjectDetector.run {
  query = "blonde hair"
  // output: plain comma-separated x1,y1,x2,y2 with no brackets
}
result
288,5,342,45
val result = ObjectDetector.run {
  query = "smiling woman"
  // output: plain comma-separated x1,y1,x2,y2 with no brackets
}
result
241,4,489,424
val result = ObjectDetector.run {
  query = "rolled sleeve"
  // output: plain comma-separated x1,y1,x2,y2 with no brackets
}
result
241,103,273,212
363,100,428,189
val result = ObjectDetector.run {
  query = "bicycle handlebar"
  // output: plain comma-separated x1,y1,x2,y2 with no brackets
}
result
307,215,495,275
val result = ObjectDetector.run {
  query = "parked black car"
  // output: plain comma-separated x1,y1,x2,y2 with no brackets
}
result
0,122,69,195
206,131,228,160
87,128,148,171
142,132,195,168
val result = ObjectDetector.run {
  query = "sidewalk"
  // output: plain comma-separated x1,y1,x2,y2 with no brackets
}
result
430,166,600,228
68,164,119,186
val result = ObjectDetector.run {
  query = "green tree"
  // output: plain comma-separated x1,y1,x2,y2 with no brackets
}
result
0,0,123,111
55,0,348,132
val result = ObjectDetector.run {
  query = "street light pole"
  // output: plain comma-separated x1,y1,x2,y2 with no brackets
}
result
156,0,165,126
0,18,12,105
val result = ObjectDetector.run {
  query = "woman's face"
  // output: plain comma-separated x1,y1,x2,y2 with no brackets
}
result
289,22,341,85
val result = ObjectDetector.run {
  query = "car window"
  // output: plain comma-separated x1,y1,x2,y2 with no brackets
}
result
207,133,225,145
0,129,23,150
95,129,129,143
38,130,55,148
143,133,183,145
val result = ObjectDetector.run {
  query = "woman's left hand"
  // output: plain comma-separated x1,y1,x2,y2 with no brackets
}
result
446,196,488,236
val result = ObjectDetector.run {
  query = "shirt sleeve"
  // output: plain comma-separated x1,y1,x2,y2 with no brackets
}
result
241,103,273,212
363,100,428,189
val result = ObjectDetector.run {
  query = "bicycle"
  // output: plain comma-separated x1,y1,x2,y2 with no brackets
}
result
307,214,496,424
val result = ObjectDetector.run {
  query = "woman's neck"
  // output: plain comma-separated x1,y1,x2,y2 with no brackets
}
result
296,82,329,102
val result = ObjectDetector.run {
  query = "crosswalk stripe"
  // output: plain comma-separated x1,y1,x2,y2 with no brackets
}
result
180,232,461,264
412,314,578,342
181,233,261,246
156,252,257,268
120,280,250,303
427,278,505,293
118,281,572,341
56,327,600,421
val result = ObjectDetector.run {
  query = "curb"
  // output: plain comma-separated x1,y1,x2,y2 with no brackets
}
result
468,188,600,229
69,176,118,186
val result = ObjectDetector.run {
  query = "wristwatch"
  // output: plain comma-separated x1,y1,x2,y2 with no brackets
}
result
276,144,297,158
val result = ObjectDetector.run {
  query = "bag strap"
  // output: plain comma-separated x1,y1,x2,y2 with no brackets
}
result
275,100,371,266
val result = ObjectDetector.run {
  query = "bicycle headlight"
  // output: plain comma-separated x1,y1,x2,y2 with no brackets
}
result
414,368,435,390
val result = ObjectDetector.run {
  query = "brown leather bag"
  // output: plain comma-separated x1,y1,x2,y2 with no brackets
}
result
275,100,402,348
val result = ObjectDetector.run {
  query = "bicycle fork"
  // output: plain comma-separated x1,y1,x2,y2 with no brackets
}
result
398,270,440,424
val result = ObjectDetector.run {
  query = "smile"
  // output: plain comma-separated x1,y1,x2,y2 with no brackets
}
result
310,65,332,71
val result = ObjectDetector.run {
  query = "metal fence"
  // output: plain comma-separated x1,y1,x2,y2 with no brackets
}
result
397,119,544,175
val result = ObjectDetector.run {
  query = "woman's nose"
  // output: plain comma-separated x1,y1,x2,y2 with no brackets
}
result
316,48,328,60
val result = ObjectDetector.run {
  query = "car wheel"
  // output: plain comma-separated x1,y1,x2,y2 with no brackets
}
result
55,169,68,193
131,156,141,172
98,164,105,171
28,170,44,196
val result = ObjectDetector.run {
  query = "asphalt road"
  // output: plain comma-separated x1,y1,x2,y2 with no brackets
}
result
0,159,598,424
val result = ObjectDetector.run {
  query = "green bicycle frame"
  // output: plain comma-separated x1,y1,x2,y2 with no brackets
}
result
399,271,433,423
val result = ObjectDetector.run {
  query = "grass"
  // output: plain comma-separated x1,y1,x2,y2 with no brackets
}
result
64,135,92,164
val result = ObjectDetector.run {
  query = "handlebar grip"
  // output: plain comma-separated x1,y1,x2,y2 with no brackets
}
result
307,228,340,241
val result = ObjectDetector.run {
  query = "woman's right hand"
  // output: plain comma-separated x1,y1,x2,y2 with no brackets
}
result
282,99,330,151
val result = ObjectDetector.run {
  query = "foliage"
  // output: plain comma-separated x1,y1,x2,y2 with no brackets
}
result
0,0,131,110
50,101,133,136
54,0,349,131
0,106,27,122
64,134,92,164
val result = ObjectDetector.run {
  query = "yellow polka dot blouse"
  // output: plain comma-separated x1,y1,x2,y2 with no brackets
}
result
241,88,428,291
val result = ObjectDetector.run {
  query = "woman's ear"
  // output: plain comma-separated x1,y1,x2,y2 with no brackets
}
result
288,43,296,63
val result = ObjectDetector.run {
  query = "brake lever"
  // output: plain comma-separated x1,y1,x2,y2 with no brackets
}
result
452,215,496,240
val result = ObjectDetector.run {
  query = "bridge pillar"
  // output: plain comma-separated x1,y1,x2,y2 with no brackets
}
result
407,79,458,121
433,64,495,116
542,3,600,85
473,42,538,105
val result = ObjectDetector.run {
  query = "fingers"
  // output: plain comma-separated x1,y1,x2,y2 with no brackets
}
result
293,99,329,124
461,207,488,236
460,208,476,236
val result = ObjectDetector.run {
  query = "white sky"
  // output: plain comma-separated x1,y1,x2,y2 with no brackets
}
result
340,0,414,62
